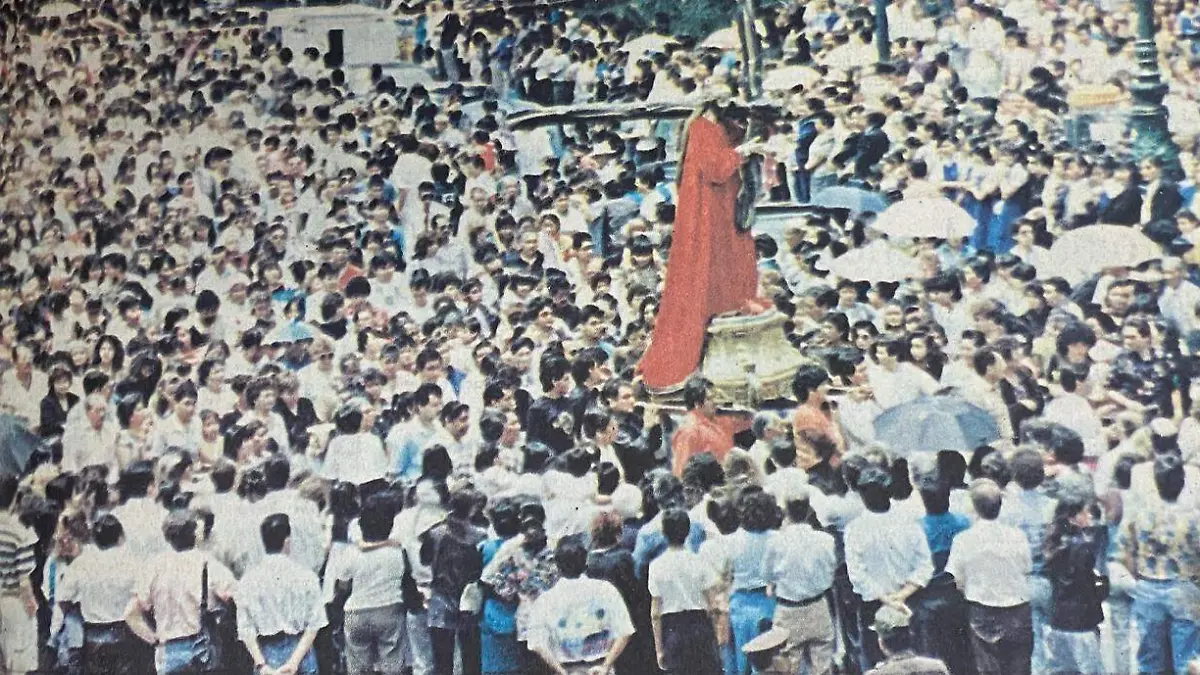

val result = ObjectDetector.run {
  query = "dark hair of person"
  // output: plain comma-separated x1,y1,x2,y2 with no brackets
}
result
784,497,811,524
490,499,521,539
538,355,570,393
93,513,124,549
682,452,725,492
590,509,625,548
162,513,198,551
262,454,290,491
737,490,778,533
1113,454,1137,491
1043,495,1089,566
1155,453,1186,503
791,364,829,403
841,454,871,494
554,537,589,578
597,462,621,495
919,485,951,515
448,488,478,520
421,445,453,482
682,375,712,410
661,508,691,547
859,479,892,512
212,458,237,492
937,450,968,488
707,497,740,535
118,461,155,501
358,495,396,541
1010,449,1045,490
260,512,291,553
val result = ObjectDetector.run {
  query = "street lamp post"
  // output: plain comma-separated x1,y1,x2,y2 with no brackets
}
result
1128,0,1182,177
874,0,890,64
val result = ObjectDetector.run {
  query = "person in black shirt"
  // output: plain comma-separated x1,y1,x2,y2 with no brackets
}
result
421,488,487,675
438,1,463,83
1043,495,1108,675
526,354,575,453
39,366,78,438
275,371,318,452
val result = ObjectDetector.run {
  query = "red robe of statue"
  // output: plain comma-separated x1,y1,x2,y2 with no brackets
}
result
637,114,760,390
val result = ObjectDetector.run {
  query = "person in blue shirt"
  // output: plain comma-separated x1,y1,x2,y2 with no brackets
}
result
478,499,522,675
725,490,780,675
632,473,706,580
794,110,820,203
910,478,973,675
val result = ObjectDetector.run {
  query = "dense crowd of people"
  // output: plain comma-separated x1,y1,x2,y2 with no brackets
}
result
5,0,1200,673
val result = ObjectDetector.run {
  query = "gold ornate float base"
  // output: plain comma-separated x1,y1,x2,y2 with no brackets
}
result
649,309,812,409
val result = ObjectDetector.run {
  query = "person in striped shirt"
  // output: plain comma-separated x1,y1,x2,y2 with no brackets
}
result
0,474,39,675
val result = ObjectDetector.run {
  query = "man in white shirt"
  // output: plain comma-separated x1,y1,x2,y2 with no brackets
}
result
124,511,237,673
339,499,410,674
762,441,810,506
945,479,1034,675
259,456,326,574
61,394,120,477
764,486,838,675
58,514,151,674
647,509,725,675
110,461,169,560
844,466,933,671
1042,370,1106,459
528,538,634,675
151,382,203,459
952,347,1015,448
235,514,327,675
1159,257,1200,336
1127,419,1200,514
0,344,47,426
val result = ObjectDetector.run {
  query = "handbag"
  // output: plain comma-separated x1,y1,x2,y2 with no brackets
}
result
189,563,222,672
459,582,484,614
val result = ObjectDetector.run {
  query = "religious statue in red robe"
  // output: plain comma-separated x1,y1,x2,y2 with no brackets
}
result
636,100,765,391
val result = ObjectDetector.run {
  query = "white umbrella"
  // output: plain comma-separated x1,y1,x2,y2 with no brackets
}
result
620,33,678,57
701,26,740,50
1039,224,1163,284
826,239,922,282
37,1,80,18
820,43,874,72
869,197,977,240
761,65,822,92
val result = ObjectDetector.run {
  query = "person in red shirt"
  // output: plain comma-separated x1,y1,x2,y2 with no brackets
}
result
790,364,846,471
671,377,735,476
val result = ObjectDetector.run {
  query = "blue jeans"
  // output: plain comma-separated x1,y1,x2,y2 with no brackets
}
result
793,169,812,203
1107,592,1133,675
158,636,207,675
728,589,776,675
1133,579,1200,675
260,633,317,675
1030,574,1053,674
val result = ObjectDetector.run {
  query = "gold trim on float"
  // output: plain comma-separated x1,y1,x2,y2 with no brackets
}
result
646,309,815,409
